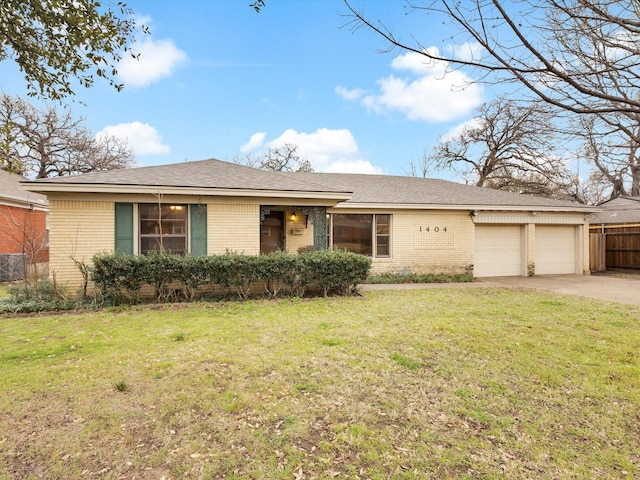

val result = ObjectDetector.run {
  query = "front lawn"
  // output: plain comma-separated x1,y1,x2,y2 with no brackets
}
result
1,288,639,479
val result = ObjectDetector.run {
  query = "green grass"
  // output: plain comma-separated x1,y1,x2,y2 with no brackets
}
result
1,288,639,479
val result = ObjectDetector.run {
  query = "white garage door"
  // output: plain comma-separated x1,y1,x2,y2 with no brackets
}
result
536,225,577,275
474,225,523,277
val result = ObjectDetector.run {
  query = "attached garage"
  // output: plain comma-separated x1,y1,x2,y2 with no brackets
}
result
474,225,524,277
535,225,578,275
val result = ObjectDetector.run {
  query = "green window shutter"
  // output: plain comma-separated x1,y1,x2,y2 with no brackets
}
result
190,204,207,256
114,203,134,254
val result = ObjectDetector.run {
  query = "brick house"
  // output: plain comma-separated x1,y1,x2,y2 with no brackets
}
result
21,158,594,291
0,169,49,281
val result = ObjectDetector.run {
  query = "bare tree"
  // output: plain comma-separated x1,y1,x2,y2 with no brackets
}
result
233,143,314,172
405,148,437,178
344,1,640,117
231,151,260,169
261,143,314,172
427,98,579,199
344,1,640,201
0,94,134,178
575,112,640,200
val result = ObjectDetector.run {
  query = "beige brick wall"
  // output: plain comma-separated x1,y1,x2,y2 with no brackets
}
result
340,210,475,275
208,204,260,255
284,215,315,253
49,200,114,289
526,223,536,276
581,224,590,275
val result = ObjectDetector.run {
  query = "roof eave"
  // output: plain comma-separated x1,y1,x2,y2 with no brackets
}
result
0,192,49,209
21,182,353,202
332,202,597,213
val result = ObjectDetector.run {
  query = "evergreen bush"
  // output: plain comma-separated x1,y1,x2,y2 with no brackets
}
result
89,250,371,304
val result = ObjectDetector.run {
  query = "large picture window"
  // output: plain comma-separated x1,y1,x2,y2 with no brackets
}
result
139,204,187,255
331,213,391,258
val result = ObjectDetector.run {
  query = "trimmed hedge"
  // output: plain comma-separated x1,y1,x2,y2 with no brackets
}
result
90,250,371,303
366,272,475,284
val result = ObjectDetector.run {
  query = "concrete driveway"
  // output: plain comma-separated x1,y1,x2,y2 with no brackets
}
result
478,273,640,306
362,273,640,306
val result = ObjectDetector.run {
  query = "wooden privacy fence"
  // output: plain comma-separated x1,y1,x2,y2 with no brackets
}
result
589,233,606,272
590,225,640,271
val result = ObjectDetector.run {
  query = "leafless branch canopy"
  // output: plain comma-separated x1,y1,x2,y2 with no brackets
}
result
428,97,582,200
0,94,134,178
233,143,314,172
344,0,640,116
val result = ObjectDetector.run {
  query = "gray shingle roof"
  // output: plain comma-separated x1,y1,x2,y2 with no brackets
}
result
22,158,593,212
0,169,48,207
290,171,592,210
590,196,640,224
25,158,349,194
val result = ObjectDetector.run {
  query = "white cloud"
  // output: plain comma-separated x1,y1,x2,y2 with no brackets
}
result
441,117,483,141
242,128,383,174
322,159,383,175
97,122,170,156
335,85,367,101
117,37,187,88
446,42,484,63
389,47,445,75
339,48,483,123
240,132,267,153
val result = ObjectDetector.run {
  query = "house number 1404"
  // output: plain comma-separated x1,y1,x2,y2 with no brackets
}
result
420,226,447,232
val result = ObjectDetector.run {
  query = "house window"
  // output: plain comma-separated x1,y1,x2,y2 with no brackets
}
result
139,204,187,255
331,213,391,258
375,214,391,257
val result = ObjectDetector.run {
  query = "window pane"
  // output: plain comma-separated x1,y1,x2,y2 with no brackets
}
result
376,214,390,235
376,215,391,257
139,204,187,255
332,214,372,256
376,236,390,257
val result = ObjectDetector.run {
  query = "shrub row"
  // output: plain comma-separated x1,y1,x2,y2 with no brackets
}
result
366,272,475,284
90,250,372,303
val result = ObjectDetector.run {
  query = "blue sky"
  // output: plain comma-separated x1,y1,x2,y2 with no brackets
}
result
0,0,490,177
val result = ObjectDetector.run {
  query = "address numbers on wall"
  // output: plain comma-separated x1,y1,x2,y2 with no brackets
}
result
419,226,448,233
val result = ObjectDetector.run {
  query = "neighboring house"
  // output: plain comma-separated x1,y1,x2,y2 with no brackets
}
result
0,168,49,281
21,158,594,291
589,196,640,270
590,196,640,228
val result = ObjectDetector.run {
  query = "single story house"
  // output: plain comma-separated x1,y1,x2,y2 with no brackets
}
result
21,158,594,291
0,168,49,281
589,196,640,270
590,196,640,229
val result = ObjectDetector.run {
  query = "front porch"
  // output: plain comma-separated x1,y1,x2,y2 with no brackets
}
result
259,206,328,254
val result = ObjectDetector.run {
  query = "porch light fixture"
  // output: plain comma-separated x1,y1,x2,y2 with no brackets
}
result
290,212,297,221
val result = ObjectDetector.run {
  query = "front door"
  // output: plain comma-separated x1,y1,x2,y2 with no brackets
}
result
260,211,285,254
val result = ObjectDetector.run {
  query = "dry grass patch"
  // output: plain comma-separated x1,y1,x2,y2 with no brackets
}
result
0,289,639,479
